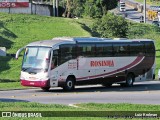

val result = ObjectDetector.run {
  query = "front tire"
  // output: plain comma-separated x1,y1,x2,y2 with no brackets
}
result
63,77,75,91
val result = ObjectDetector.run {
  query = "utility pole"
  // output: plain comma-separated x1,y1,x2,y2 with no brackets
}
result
53,0,58,17
56,0,58,17
144,0,146,23
53,0,56,16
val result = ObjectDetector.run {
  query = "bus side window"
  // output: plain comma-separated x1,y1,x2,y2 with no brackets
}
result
50,50,58,70
113,43,130,56
59,44,76,64
78,44,95,57
51,56,58,70
96,43,112,57
130,43,144,56
145,42,155,57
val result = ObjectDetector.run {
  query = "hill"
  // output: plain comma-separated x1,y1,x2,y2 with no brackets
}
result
0,13,91,81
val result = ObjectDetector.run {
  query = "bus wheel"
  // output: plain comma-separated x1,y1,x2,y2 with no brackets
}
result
63,77,75,91
41,87,50,91
125,74,134,87
102,83,112,87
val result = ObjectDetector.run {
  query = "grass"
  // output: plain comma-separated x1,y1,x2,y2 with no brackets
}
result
0,102,160,119
0,102,74,111
78,103,160,111
0,12,91,81
0,82,26,90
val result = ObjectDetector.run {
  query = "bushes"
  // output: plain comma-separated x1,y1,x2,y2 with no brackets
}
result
92,13,128,38
91,12,160,39
127,22,160,39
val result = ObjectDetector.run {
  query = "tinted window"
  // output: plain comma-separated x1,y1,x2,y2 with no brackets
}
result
129,42,144,56
145,42,155,56
113,43,130,56
77,44,95,57
96,43,113,57
59,44,76,64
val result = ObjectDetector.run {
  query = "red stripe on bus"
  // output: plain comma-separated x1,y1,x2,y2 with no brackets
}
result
77,56,144,80
21,80,49,87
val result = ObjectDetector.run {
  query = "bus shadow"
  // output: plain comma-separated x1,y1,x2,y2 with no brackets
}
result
38,81,160,93
0,98,29,102
77,22,100,37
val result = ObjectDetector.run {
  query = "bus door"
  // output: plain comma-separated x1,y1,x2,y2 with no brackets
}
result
49,50,59,87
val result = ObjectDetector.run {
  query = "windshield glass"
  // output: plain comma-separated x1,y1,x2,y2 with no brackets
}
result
22,47,51,73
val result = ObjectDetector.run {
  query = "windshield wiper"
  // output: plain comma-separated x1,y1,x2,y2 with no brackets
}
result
22,67,32,72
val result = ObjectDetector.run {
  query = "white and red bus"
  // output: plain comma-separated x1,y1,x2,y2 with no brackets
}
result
16,37,156,91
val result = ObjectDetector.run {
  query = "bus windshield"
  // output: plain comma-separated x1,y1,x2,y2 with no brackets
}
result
22,47,51,73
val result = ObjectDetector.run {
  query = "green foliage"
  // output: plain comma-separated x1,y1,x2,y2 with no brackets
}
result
83,0,118,18
72,0,85,17
92,13,128,38
0,102,73,111
127,22,160,39
0,82,25,90
1,102,160,112
60,0,118,18
79,103,160,111
61,0,85,17
100,0,118,14
84,0,102,18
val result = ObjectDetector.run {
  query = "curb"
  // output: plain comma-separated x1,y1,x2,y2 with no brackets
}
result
0,87,38,91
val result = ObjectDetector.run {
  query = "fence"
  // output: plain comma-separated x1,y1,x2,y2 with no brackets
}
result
0,3,54,16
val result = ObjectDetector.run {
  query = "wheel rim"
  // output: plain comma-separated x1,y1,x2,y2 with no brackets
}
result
67,80,73,89
127,76,133,85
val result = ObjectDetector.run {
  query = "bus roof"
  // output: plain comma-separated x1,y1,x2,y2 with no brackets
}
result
26,37,154,48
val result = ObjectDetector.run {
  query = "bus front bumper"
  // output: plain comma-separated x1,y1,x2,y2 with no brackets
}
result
21,80,50,87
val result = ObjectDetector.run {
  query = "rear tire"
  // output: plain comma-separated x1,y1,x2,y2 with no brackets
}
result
63,77,75,91
126,74,134,87
41,87,50,91
120,74,134,87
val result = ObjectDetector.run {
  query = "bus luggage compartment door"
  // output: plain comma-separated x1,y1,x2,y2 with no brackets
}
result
50,71,58,87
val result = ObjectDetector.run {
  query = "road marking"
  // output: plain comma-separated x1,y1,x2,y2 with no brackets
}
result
68,104,79,108
68,104,88,110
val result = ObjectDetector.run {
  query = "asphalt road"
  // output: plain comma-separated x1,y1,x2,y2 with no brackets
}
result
117,7,152,24
0,81,160,105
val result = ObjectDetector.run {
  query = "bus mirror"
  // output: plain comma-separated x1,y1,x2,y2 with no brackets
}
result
15,47,25,59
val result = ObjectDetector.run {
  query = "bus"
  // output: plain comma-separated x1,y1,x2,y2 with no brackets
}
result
16,37,155,91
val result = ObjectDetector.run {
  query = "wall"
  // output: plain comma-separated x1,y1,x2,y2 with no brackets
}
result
32,3,53,16
0,3,53,16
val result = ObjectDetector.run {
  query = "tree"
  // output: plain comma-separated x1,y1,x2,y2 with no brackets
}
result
62,0,118,18
92,13,128,38
63,0,85,18
97,0,118,15
84,0,102,18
